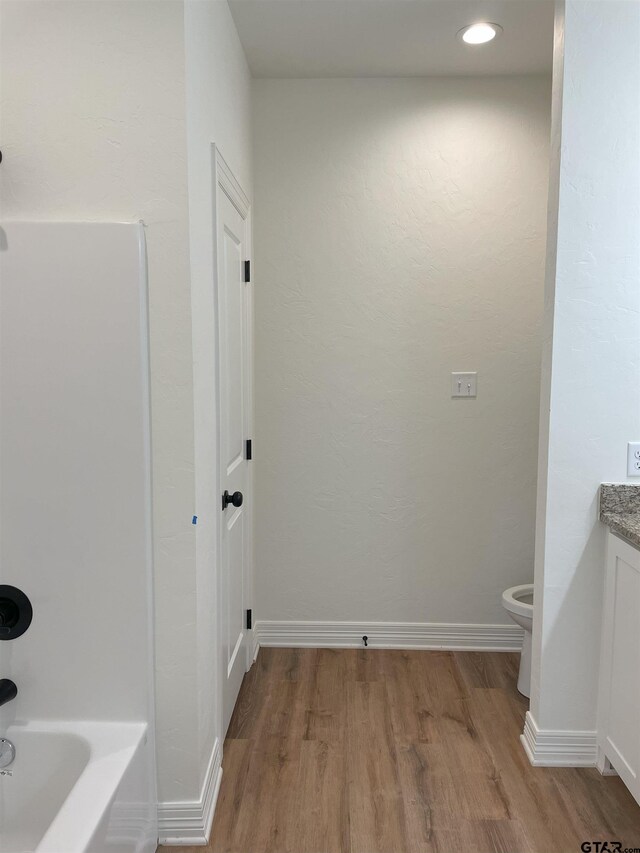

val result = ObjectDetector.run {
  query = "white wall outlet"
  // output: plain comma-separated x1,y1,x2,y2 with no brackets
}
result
627,442,640,476
451,372,477,398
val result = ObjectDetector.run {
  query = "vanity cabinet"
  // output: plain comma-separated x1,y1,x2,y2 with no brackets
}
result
597,530,640,805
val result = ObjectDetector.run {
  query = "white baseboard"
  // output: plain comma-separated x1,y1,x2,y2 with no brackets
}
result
250,631,260,663
520,710,597,767
158,737,223,845
254,620,523,651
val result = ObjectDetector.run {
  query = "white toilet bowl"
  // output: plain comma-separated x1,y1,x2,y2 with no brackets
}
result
501,584,534,698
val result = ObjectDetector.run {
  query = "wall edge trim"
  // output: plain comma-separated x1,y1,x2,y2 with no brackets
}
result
158,736,222,845
520,710,597,767
254,620,523,651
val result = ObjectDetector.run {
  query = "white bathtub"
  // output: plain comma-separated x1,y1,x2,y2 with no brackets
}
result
0,721,157,853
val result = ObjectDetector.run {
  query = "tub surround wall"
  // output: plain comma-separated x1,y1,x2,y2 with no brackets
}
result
0,223,153,724
531,0,640,747
253,76,551,633
0,223,157,851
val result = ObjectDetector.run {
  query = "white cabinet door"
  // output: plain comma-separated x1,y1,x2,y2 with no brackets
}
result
597,531,640,805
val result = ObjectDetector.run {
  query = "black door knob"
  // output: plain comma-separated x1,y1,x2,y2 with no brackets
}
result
222,490,244,510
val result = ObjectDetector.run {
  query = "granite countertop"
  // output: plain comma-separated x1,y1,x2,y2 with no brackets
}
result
600,483,640,548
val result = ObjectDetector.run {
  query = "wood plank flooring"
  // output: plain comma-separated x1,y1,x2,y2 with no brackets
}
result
164,648,640,853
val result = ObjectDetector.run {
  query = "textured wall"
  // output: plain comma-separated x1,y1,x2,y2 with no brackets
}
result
253,77,551,626
0,0,254,811
532,0,640,733
0,0,198,798
184,0,253,806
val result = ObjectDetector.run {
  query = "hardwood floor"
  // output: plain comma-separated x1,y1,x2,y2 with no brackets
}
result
164,648,640,853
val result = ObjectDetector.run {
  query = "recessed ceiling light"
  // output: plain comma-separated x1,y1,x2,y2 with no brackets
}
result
457,22,503,45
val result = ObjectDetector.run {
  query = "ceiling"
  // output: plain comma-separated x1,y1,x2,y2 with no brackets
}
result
228,0,554,78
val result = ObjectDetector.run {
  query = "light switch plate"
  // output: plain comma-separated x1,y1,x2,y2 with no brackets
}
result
451,372,477,398
627,442,640,476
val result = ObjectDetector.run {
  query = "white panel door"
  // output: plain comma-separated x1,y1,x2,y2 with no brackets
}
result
216,160,252,736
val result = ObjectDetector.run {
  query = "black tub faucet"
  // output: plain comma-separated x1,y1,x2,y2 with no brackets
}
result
0,680,17,708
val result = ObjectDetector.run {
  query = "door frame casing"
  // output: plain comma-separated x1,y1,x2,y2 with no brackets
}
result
211,144,254,746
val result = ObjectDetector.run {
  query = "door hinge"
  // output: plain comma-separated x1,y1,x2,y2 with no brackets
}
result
246,608,252,630
244,260,251,283
246,439,252,460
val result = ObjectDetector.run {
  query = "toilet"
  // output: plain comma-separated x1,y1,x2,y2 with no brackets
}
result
502,584,534,698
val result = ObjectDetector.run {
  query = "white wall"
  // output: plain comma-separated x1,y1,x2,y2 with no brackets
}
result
0,0,254,819
253,77,551,628
531,0,640,734
0,0,198,799
184,0,253,812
